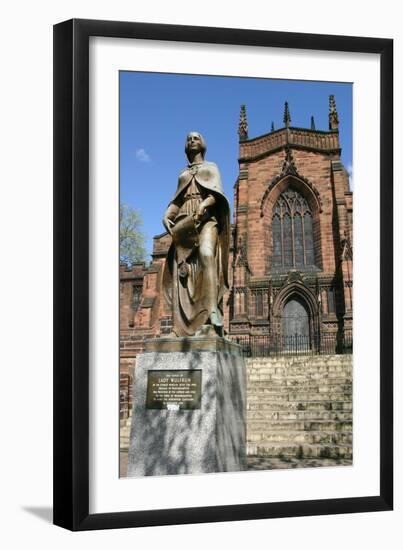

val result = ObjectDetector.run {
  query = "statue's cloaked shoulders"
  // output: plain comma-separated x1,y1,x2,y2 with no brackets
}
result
175,160,224,199
178,160,219,175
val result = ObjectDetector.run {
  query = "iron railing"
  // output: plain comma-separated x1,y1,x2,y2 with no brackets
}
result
230,331,353,358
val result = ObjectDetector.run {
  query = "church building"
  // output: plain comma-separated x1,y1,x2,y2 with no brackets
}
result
229,97,352,354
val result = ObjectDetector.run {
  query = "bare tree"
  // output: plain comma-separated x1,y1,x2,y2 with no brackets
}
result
119,203,146,265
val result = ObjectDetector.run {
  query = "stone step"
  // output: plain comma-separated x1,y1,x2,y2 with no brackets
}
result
246,456,353,470
246,355,353,370
247,420,352,431
247,431,352,445
247,369,352,378
246,442,353,459
247,410,352,422
247,364,352,377
247,400,352,411
248,372,352,383
247,374,352,384
247,356,352,364
247,392,352,403
120,440,130,451
247,383,352,394
247,354,353,362
120,416,133,428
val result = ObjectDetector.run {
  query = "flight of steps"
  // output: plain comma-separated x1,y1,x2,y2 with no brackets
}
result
120,414,133,451
246,355,353,463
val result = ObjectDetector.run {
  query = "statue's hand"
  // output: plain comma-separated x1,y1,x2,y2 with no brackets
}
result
195,203,206,221
163,216,175,235
195,195,214,222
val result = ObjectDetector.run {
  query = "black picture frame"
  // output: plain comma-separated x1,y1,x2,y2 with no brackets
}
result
53,18,393,531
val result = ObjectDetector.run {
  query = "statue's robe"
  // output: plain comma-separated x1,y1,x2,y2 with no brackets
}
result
162,161,230,336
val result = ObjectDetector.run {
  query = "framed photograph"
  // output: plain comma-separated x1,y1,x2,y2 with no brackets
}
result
53,19,393,530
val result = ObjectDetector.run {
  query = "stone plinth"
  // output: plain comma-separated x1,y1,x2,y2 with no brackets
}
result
127,337,246,477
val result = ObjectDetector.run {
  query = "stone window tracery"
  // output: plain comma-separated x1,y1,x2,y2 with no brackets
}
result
272,188,316,269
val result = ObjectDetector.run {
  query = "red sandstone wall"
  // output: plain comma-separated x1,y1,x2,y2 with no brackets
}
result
238,149,341,277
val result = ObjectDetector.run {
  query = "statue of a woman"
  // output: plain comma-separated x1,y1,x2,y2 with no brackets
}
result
162,132,230,337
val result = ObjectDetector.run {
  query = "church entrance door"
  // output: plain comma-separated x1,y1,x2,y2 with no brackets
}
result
281,297,310,351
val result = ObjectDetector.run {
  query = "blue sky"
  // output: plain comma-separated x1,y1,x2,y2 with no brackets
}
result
120,72,352,258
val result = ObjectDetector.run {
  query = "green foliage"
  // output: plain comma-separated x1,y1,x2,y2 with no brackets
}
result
119,203,146,265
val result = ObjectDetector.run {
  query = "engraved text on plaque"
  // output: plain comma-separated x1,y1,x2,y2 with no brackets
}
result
146,370,202,410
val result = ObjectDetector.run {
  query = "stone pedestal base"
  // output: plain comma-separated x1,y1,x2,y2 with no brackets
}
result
127,337,246,477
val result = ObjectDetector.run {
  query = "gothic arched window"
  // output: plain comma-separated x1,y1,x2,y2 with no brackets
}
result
272,188,316,269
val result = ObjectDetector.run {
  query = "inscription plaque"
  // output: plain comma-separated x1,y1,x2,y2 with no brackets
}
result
146,370,202,410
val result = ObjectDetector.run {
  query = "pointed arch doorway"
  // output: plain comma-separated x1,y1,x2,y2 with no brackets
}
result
281,296,311,351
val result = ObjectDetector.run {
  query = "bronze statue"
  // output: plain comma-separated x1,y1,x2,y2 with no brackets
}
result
162,132,230,337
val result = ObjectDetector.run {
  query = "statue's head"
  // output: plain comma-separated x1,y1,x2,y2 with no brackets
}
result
185,132,206,161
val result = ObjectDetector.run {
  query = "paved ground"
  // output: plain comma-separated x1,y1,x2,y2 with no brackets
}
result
119,451,351,477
